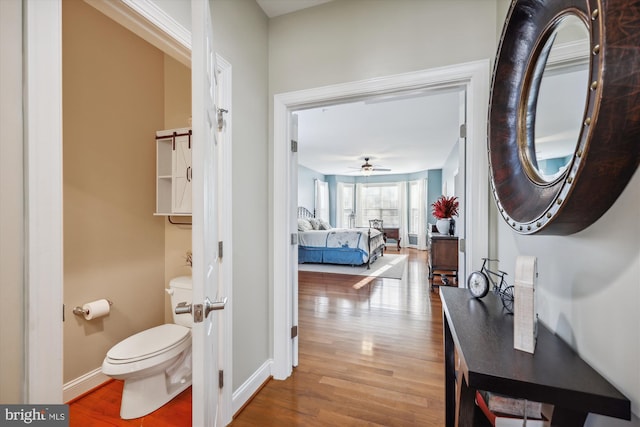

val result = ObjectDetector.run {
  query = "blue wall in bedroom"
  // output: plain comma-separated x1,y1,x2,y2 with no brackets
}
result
298,165,326,214
298,166,443,226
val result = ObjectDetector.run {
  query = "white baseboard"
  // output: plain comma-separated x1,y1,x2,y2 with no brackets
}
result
63,367,110,403
232,359,273,415
65,360,273,414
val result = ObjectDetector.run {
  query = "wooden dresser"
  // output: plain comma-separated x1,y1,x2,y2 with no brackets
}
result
383,227,401,250
428,231,458,290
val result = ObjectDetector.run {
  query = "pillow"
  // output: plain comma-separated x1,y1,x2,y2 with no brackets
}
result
308,218,321,230
297,218,313,232
318,219,332,230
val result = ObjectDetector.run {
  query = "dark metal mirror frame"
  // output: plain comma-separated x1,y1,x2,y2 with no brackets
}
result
488,0,640,235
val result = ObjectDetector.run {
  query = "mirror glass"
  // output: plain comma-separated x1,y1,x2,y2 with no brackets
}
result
525,14,590,183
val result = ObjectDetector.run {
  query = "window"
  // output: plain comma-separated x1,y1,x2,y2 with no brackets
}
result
340,183,354,227
356,183,400,227
409,181,419,234
314,180,329,221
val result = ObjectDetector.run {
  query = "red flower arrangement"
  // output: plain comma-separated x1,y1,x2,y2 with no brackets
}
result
432,195,459,219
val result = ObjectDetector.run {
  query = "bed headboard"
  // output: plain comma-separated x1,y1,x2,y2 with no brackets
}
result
297,206,314,219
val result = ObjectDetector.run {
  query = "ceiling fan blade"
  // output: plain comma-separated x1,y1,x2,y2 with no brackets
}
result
372,167,391,171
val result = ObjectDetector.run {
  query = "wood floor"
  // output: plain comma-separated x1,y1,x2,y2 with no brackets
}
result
68,379,191,426
69,249,446,426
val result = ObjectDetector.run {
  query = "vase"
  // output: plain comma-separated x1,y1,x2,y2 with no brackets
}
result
436,218,451,235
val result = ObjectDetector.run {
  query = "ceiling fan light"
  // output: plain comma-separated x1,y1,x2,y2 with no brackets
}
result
362,166,373,176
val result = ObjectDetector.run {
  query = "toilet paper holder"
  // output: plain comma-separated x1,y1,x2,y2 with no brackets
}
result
73,299,113,316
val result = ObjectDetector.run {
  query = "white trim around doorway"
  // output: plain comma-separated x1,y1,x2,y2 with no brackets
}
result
272,60,491,379
25,0,64,404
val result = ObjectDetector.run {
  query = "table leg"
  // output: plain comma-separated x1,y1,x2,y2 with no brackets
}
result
456,376,478,427
444,312,456,427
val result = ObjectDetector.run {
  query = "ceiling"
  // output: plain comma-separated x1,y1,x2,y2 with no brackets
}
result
256,0,334,18
295,88,464,176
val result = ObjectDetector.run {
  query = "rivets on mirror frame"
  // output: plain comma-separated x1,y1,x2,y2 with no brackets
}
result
536,222,542,228
567,176,574,184
557,198,563,205
576,149,583,158
519,226,523,231
593,44,600,55
592,9,599,20
584,117,592,126
527,225,531,231
547,212,552,219
590,81,598,90
512,221,516,227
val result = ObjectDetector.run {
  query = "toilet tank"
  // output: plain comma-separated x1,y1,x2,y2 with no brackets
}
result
169,276,193,327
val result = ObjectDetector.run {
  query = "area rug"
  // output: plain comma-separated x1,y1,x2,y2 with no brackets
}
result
298,254,408,280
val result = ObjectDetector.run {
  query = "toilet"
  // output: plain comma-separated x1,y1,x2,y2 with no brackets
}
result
102,276,193,419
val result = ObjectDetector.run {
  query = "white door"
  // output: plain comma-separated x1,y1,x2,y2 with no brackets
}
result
290,113,299,366
191,0,225,425
456,89,467,281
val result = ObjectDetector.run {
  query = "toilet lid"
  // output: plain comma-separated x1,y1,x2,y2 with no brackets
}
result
107,324,190,363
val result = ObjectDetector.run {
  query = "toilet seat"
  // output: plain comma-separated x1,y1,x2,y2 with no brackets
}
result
106,324,190,364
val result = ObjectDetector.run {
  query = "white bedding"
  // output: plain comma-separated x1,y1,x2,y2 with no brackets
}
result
298,228,382,251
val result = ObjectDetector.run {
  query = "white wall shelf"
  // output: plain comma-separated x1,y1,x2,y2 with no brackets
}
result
155,127,192,215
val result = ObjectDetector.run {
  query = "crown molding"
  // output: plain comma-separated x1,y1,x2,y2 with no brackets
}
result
84,0,191,67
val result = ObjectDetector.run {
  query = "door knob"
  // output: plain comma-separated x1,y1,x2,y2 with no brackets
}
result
175,301,192,315
204,296,227,318
193,297,227,322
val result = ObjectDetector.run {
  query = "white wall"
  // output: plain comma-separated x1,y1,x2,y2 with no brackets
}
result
269,0,499,95
212,0,270,391
496,172,640,425
441,141,459,197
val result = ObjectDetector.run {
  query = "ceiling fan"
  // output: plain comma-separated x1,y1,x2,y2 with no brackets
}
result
359,157,391,176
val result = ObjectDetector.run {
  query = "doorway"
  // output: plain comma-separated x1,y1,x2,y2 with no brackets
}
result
272,61,491,379
24,1,233,424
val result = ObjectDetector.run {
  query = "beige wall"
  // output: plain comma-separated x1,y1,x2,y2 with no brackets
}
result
0,0,24,404
62,0,166,382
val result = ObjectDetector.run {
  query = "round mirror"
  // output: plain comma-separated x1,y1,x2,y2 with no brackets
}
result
488,0,640,235
522,14,590,184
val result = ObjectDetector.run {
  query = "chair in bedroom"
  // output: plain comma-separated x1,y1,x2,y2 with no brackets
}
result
369,219,401,251
369,219,387,251
369,219,383,231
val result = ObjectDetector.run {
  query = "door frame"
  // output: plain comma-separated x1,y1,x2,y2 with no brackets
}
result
272,60,491,379
25,1,233,422
24,0,64,403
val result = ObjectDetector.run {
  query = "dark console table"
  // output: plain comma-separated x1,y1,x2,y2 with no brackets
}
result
440,287,630,427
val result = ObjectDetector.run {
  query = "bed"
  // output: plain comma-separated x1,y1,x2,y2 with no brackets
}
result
297,207,386,269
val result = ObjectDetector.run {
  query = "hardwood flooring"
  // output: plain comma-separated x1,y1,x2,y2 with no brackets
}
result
69,249,446,426
231,249,445,426
68,379,191,426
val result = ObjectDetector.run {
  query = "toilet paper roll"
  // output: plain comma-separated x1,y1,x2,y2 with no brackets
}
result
83,299,111,320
